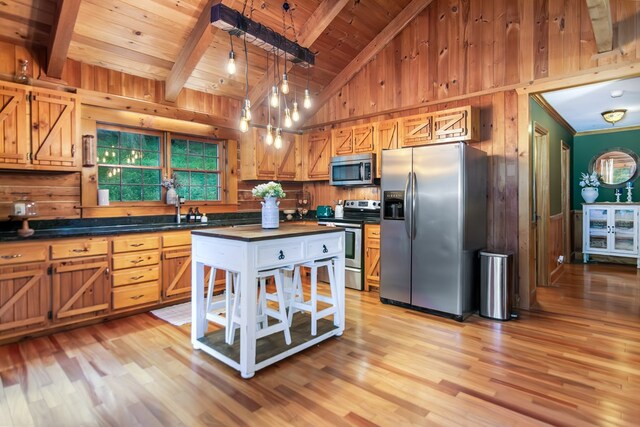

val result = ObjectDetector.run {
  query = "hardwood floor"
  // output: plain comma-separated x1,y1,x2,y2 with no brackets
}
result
1,264,639,426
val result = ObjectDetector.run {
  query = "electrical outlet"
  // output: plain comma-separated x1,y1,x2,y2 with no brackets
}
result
557,255,564,264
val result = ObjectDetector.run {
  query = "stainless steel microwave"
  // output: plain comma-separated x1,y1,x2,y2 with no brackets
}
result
329,153,375,186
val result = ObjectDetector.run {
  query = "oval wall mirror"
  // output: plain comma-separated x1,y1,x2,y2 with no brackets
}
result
588,148,639,188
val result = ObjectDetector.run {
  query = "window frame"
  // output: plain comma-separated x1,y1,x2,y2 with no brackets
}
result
96,124,165,204
167,133,226,204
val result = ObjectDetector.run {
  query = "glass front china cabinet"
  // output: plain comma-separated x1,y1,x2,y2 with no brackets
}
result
583,204,640,268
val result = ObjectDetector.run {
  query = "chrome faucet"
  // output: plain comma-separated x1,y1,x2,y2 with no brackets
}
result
175,198,182,223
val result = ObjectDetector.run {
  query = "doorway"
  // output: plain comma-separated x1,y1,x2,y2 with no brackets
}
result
533,123,550,289
561,142,571,264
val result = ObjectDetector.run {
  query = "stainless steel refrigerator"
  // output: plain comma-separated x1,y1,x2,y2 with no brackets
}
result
380,142,486,321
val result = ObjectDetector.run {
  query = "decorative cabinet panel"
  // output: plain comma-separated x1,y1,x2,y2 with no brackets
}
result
332,125,374,157
583,204,640,268
0,81,79,171
240,128,300,181
400,106,479,147
364,224,380,291
332,128,353,156
51,257,111,322
375,120,398,177
0,262,49,334
303,129,332,180
353,125,375,153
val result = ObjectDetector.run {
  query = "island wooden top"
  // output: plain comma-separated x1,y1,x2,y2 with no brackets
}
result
191,223,344,242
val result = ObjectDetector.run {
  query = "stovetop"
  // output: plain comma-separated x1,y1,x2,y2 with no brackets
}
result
317,199,381,224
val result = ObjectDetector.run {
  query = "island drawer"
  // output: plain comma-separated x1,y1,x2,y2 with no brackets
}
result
113,235,160,253
112,265,159,287
306,235,343,259
0,244,47,266
50,239,108,260
112,251,160,270
112,282,160,309
256,241,304,268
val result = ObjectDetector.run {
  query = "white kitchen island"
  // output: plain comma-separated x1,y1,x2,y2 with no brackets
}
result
191,224,346,378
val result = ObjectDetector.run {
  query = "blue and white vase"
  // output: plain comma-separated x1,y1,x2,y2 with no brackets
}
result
261,196,280,228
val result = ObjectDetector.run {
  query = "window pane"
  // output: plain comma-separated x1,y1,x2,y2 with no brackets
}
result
143,186,161,201
191,172,205,186
143,169,160,184
206,187,219,200
206,173,218,187
98,148,119,165
122,149,141,166
188,156,204,170
204,157,218,170
177,187,188,199
122,185,142,201
142,135,160,151
102,185,121,201
171,139,187,155
188,141,203,156
205,144,218,157
97,129,118,147
174,171,189,186
141,152,160,167
120,133,140,149
122,168,142,184
191,186,205,200
172,154,188,168
98,166,120,184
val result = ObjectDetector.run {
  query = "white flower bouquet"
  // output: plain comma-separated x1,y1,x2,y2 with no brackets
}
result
579,171,601,188
161,173,182,189
252,181,286,199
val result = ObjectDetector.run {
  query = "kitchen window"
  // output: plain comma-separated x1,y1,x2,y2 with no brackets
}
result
169,136,222,201
97,126,163,202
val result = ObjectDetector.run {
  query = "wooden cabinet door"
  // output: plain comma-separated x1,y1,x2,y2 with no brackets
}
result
0,263,49,335
30,88,79,170
400,113,433,147
365,224,380,291
353,125,374,153
0,82,29,168
303,130,331,180
255,128,276,179
275,133,299,180
52,257,110,322
332,128,353,156
375,120,398,177
433,106,478,143
162,248,223,299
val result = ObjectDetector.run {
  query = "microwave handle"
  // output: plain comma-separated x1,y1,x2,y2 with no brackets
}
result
360,162,365,180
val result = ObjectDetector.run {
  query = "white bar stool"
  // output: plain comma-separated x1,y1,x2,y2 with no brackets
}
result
227,267,292,345
288,258,341,336
204,268,238,329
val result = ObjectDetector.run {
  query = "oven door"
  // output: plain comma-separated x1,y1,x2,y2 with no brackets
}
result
317,222,363,290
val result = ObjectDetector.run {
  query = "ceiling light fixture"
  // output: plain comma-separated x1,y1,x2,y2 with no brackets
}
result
601,109,627,126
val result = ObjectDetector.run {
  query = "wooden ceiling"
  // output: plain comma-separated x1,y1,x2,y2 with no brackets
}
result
2,0,416,117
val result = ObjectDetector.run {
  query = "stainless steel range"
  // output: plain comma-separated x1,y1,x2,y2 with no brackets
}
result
317,200,380,290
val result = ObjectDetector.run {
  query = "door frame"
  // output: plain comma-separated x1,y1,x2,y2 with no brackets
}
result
533,123,550,289
561,141,571,264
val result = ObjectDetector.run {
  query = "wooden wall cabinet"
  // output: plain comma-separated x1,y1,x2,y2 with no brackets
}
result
0,243,49,334
240,128,301,181
364,224,381,291
0,81,80,171
400,106,479,148
374,120,399,178
332,125,375,157
303,129,332,180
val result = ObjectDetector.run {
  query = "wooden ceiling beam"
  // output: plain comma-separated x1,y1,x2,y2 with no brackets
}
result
585,0,613,53
248,0,350,108
165,0,218,102
46,0,82,79
303,0,434,124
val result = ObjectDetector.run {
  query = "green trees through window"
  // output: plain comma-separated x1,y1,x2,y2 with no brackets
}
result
170,138,221,201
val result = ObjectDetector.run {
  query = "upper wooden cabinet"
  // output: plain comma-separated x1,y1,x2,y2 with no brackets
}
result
332,124,375,157
400,106,479,147
240,128,301,181
303,129,332,181
0,81,80,171
375,120,399,177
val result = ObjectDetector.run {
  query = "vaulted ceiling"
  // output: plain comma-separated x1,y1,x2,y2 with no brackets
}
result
2,0,418,121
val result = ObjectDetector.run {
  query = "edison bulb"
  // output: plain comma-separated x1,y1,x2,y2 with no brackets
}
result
292,101,300,122
284,108,293,128
281,73,290,94
270,86,279,108
303,88,311,109
239,115,249,133
274,129,283,149
227,51,236,75
265,124,274,145
244,99,252,121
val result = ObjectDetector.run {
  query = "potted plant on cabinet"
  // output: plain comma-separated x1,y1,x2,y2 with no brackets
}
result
579,171,601,203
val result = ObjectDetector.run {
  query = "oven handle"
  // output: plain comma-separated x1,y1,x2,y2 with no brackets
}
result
318,222,362,229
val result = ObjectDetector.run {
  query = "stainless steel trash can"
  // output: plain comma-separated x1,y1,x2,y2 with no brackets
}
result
479,251,514,321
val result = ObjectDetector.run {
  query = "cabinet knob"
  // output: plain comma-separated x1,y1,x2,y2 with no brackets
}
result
322,244,328,253
278,250,285,260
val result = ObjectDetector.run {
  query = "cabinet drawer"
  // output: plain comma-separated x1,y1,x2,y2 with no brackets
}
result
50,239,108,259
112,251,160,270
112,282,160,310
112,265,159,287
256,242,304,268
366,225,380,239
0,244,47,266
163,232,191,248
113,235,160,253
306,236,343,259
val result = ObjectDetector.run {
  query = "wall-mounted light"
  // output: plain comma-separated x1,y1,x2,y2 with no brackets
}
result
82,135,96,167
601,109,627,125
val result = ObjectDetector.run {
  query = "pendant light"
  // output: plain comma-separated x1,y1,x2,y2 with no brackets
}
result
292,101,300,122
274,128,283,149
226,34,236,75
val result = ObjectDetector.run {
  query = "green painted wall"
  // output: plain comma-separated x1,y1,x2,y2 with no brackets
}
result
572,128,640,210
530,98,574,216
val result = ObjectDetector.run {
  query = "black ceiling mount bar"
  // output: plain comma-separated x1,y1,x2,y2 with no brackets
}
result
210,3,315,66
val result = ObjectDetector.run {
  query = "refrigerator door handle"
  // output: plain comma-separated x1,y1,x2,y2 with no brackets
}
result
412,172,417,240
404,172,412,238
